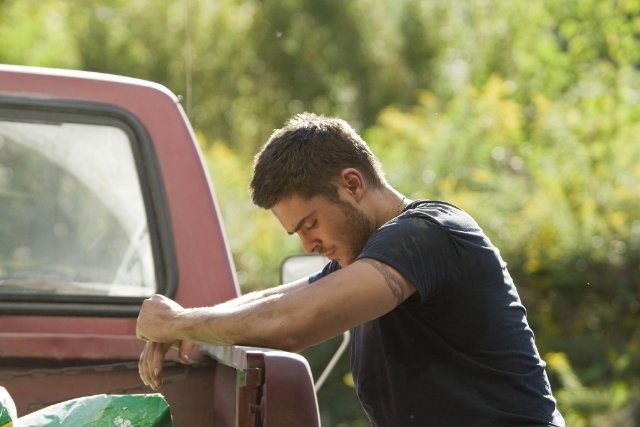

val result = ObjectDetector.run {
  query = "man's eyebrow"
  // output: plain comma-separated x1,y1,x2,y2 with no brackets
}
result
287,211,316,235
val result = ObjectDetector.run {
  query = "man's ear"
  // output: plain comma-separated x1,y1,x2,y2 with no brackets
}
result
340,168,365,200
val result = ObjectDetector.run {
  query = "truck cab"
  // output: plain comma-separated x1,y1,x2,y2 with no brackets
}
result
0,65,320,426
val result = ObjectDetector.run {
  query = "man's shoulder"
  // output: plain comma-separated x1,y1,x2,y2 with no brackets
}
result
399,199,479,233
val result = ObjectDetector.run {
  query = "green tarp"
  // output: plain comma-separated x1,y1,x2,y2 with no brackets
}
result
0,387,16,427
1,391,171,427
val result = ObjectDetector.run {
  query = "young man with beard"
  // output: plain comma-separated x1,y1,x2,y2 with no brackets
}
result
137,113,565,426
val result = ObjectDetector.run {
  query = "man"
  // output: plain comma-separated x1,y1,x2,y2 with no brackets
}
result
137,113,565,426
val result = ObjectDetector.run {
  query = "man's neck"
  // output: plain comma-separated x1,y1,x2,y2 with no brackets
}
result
364,185,409,228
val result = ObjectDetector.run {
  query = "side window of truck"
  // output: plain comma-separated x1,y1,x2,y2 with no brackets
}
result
0,99,172,314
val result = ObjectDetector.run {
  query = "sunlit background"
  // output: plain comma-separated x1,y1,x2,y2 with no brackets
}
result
1,1,639,425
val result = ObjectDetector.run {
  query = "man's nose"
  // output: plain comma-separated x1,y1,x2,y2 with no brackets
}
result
300,233,319,254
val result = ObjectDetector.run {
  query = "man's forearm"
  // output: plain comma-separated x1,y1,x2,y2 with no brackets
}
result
174,292,302,350
214,277,309,309
136,280,312,351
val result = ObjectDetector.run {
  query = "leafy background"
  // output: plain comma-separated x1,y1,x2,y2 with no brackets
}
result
1,0,639,425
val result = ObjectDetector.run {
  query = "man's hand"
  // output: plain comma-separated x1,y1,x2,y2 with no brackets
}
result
136,294,184,343
138,340,194,390
138,340,173,390
136,294,194,389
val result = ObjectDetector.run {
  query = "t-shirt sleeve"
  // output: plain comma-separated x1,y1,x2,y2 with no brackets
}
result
309,260,341,284
357,214,461,303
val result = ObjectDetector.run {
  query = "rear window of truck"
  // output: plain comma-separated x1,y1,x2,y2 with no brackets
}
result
0,98,173,315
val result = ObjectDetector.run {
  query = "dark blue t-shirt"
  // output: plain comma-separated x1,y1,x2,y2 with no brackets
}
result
310,200,564,426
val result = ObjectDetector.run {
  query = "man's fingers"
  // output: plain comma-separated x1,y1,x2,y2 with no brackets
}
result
138,341,153,388
152,342,170,388
138,341,172,390
178,340,195,364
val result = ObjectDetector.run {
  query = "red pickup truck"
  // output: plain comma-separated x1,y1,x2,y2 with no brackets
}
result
0,65,322,426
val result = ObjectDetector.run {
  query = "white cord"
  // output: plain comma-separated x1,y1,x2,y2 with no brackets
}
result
314,330,351,392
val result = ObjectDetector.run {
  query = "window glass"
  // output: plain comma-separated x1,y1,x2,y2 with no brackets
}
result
0,117,156,297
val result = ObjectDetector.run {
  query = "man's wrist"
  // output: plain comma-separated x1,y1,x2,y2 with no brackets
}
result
167,308,192,342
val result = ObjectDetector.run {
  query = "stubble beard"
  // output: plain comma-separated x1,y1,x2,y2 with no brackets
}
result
336,200,377,266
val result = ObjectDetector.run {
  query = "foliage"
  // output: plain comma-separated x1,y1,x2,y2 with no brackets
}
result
546,352,639,426
200,134,302,290
2,0,640,424
0,0,79,67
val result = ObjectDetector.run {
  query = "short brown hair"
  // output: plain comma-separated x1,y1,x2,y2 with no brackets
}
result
250,113,386,208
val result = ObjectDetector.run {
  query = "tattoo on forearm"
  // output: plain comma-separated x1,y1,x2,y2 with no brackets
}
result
361,258,407,305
